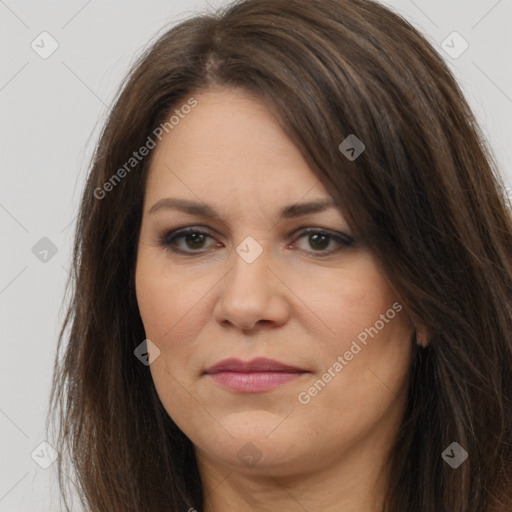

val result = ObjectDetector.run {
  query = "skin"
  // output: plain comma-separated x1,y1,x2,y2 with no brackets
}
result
135,87,417,512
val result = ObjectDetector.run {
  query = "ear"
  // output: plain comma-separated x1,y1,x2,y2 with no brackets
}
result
415,326,431,347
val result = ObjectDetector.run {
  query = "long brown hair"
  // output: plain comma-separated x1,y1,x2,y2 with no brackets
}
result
47,0,512,510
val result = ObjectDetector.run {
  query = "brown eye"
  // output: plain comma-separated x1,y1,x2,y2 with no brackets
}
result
307,233,331,251
160,228,218,255
291,229,354,256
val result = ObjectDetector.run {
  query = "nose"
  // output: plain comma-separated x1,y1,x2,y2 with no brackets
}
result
213,243,291,332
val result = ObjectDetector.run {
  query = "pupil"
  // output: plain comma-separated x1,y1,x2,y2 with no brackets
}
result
310,233,329,250
187,233,205,249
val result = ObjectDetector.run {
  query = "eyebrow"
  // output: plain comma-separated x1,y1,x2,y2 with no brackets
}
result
147,197,337,219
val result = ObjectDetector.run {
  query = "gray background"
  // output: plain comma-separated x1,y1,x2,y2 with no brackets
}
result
1,1,511,510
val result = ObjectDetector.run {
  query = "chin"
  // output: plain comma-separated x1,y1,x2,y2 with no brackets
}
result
195,422,310,472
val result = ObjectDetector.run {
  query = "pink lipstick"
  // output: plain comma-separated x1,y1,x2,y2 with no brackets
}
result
204,357,308,392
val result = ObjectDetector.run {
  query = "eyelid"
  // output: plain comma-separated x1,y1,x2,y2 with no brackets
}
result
289,225,353,242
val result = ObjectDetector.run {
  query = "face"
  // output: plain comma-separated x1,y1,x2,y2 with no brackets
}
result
135,87,414,477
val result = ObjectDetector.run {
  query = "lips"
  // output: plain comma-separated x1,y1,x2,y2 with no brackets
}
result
204,357,308,393
204,357,306,374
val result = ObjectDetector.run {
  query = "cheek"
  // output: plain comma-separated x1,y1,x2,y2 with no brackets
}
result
293,258,413,412
135,251,216,363
135,254,217,439
328,284,411,386
295,306,412,455
293,254,404,347
135,260,174,339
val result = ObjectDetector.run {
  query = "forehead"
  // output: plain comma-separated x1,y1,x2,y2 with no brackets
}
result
144,88,325,209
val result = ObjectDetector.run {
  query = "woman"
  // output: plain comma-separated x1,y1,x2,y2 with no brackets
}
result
47,0,512,510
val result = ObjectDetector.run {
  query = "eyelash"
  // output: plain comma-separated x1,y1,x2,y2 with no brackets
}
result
157,226,355,257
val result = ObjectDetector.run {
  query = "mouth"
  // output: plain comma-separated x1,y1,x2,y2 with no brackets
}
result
203,357,309,393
